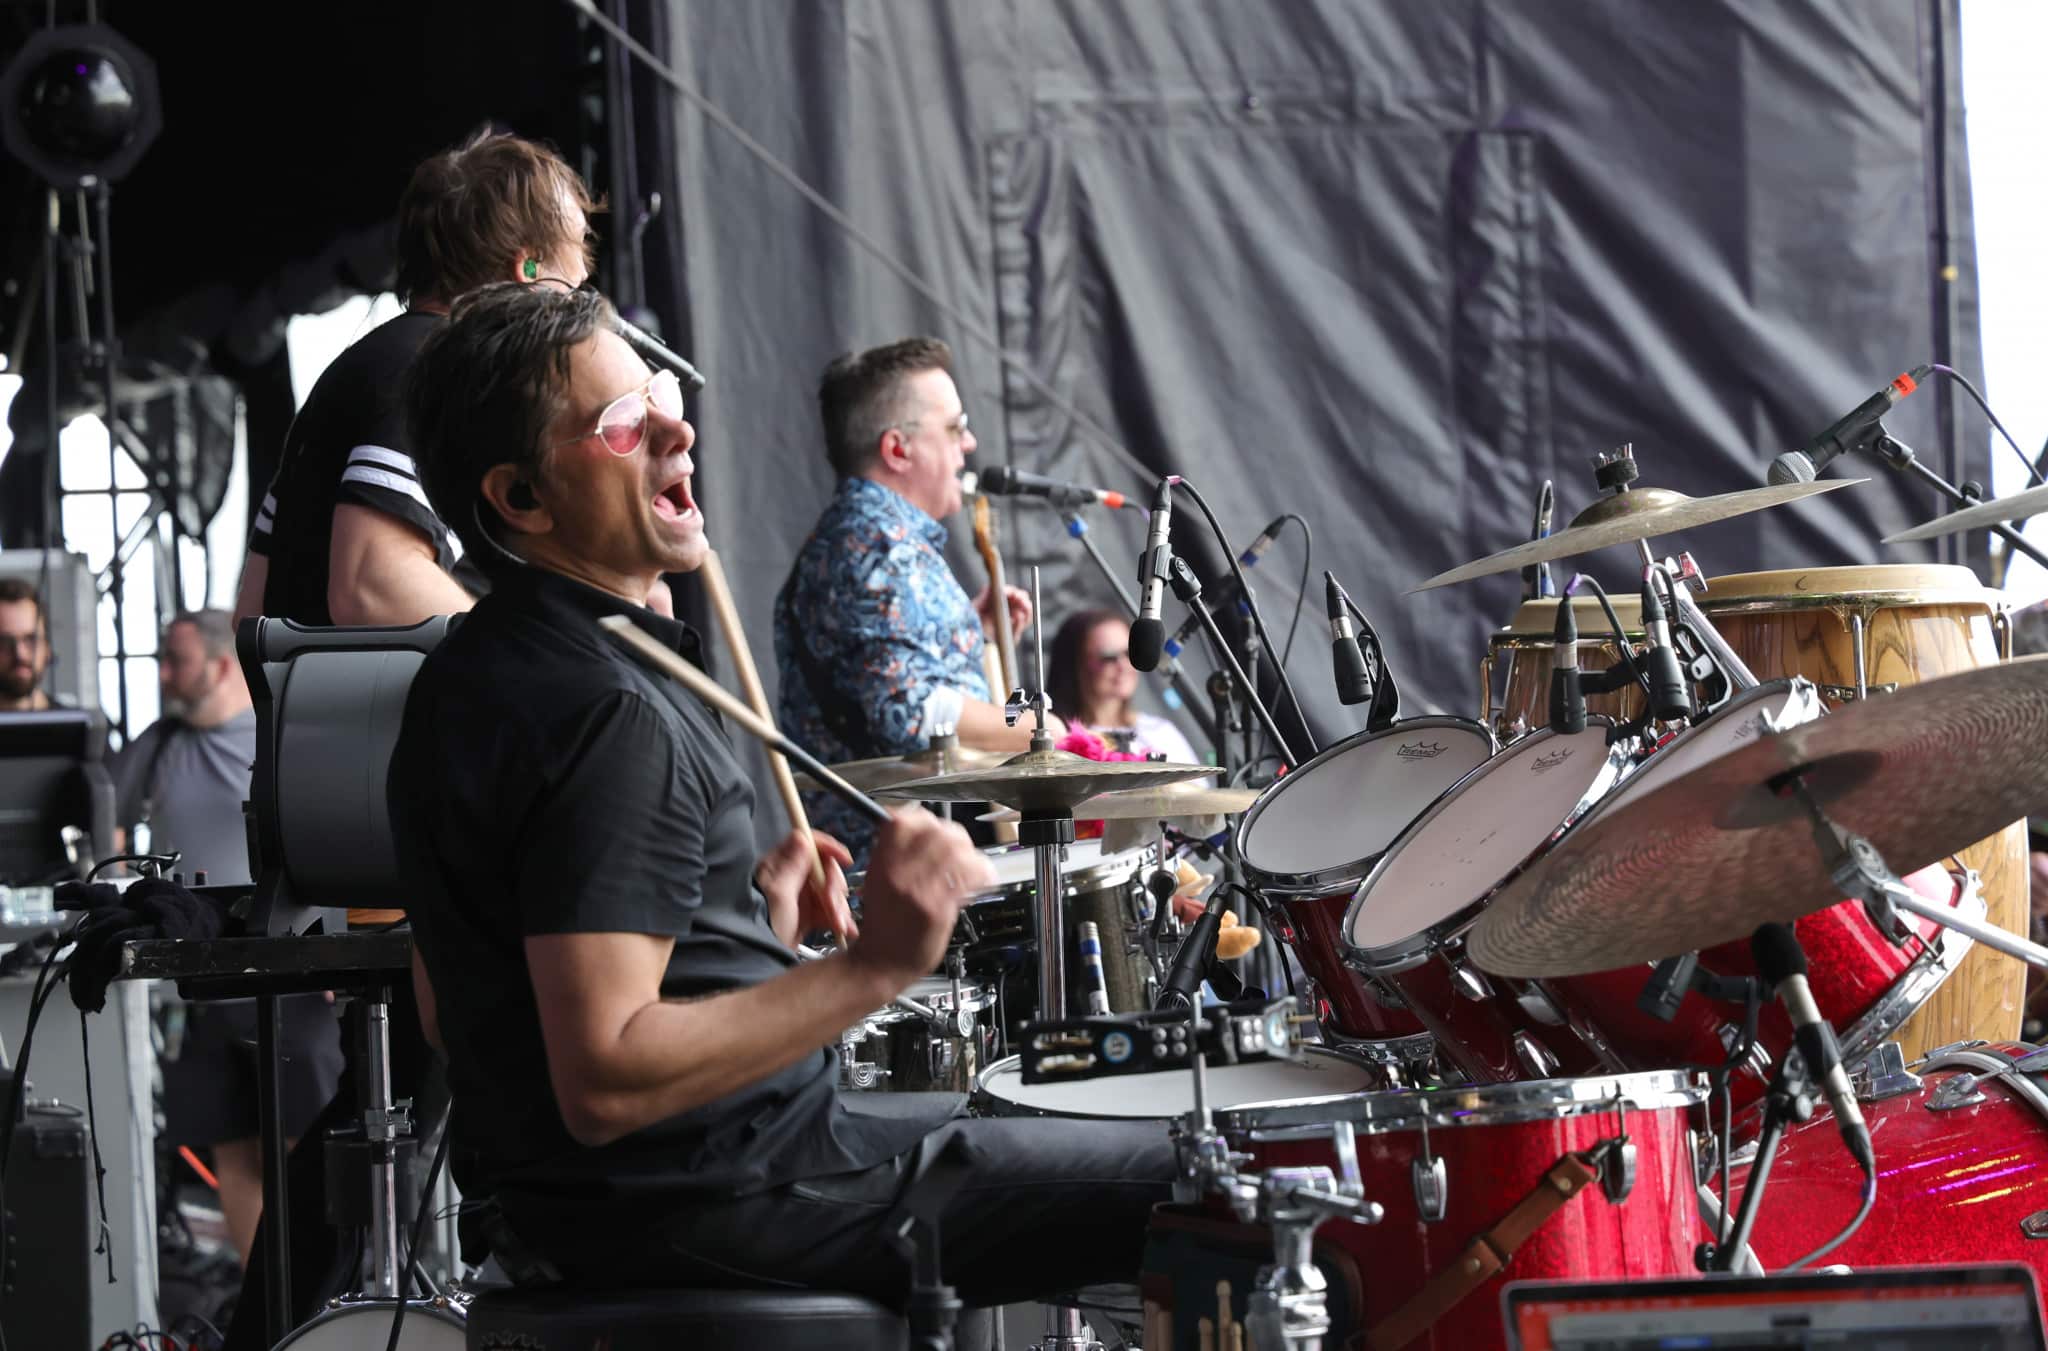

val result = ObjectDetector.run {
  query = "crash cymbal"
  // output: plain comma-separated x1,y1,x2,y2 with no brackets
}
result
796,742,1013,793
1884,482,2048,543
874,746,1213,812
1411,479,1863,592
1466,657,2048,978
978,784,1260,824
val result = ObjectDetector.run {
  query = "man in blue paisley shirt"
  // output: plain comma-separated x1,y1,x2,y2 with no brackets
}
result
776,338,1061,862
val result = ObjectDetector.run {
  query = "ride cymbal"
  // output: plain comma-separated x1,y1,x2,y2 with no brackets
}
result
1411,479,1863,592
1468,658,2048,977
1884,482,2048,544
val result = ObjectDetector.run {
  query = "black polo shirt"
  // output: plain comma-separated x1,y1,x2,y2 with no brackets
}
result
250,310,468,624
389,564,940,1213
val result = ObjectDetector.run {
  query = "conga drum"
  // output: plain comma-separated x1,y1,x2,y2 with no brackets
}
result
1694,564,2020,1057
1481,593,1643,740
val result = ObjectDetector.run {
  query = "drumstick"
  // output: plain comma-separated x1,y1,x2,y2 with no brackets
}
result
598,615,890,828
698,550,827,890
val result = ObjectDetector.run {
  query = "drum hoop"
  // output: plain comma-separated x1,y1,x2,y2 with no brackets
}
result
1216,1068,1707,1136
1235,716,1496,896
1693,563,2001,611
1492,596,1646,642
968,1047,1375,1120
1694,590,2001,618
1339,722,1631,969
272,1300,466,1346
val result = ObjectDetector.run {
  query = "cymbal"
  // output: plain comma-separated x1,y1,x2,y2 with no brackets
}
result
1410,479,1864,592
874,746,1213,812
1467,657,2048,977
979,784,1259,824
1884,482,2048,543
796,743,1012,793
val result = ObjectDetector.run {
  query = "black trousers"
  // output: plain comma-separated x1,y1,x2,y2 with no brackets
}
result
222,983,441,1351
501,1096,1178,1312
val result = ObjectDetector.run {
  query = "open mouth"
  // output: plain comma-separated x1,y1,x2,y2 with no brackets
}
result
651,458,699,523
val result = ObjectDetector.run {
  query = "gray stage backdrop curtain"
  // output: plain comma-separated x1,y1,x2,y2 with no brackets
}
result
649,0,1980,845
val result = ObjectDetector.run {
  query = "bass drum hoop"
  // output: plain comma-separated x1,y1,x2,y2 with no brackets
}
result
1215,1068,1706,1138
271,1300,466,1349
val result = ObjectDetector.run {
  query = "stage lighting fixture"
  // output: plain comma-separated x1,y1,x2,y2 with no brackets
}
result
0,23,161,189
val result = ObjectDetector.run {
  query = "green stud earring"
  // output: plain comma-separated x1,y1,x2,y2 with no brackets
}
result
522,258,539,281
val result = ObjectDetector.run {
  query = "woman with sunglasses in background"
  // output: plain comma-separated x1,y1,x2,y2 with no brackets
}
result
1047,607,1201,766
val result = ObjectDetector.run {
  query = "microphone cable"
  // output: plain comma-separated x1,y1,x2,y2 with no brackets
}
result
1924,363,2045,488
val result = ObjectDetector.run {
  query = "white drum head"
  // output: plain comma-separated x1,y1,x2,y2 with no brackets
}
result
980,839,1106,890
274,1302,465,1349
1593,679,1822,820
1237,719,1492,890
974,1049,1378,1119
1345,724,1622,954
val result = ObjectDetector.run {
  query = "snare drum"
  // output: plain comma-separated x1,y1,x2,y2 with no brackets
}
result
1236,719,1492,1060
839,976,999,1093
969,1048,1379,1121
1144,1070,1706,1351
1483,593,1645,740
1340,723,1629,1083
1693,564,2023,1056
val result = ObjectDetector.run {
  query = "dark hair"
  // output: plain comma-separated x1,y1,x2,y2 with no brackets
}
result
817,337,953,476
1048,607,1129,724
0,577,42,623
169,609,235,660
405,282,613,566
393,127,603,306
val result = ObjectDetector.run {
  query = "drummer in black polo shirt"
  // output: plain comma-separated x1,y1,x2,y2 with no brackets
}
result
390,282,1176,1312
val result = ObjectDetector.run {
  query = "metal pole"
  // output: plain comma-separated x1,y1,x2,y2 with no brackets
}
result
365,993,401,1298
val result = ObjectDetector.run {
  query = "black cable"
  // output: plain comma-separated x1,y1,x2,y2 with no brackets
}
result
1567,574,1651,694
87,852,181,883
385,1111,453,1351
78,1010,116,1284
1273,515,1314,669
1927,363,2044,488
1168,480,1316,758
1784,1170,1876,1270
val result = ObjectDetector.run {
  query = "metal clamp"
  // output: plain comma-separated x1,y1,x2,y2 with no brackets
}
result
1927,1072,1988,1112
1412,1113,1448,1223
1852,1042,1923,1102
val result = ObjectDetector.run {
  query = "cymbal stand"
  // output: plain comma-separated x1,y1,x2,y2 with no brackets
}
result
1008,567,1077,1024
1870,426,2048,571
1783,772,2048,972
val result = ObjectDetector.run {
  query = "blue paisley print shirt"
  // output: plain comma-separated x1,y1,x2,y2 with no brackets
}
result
774,477,990,862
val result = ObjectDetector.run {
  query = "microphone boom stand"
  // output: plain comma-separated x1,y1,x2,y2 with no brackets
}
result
1872,427,2048,570
1166,554,1299,767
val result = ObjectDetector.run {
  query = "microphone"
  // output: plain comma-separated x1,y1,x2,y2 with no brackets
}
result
1328,573,1375,707
1078,921,1111,1016
1753,924,1875,1175
1161,515,1290,657
1157,890,1229,1011
613,313,707,395
1547,595,1585,734
1639,579,1692,722
1767,365,1932,486
1130,478,1176,672
977,464,1132,511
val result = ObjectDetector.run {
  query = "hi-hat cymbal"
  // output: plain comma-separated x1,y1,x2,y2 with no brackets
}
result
1467,657,2048,978
1410,479,1864,592
796,743,1012,794
978,784,1259,824
1884,482,2048,544
874,746,1213,812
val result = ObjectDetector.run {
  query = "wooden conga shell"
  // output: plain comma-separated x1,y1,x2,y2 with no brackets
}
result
1484,594,1645,740
1697,565,2021,1057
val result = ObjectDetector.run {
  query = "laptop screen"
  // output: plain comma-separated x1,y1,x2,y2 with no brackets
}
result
1503,1266,2044,1350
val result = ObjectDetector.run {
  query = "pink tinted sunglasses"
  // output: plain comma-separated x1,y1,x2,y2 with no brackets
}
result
554,368,684,456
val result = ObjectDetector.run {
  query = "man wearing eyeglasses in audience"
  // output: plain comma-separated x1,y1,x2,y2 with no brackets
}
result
774,339,1060,864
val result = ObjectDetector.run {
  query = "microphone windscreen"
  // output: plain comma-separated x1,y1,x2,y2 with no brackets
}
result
1767,451,1817,486
979,464,1015,493
1751,922,1809,984
1129,618,1165,672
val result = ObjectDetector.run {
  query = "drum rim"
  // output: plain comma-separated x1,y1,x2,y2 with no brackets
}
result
1234,716,1496,896
1692,562,2002,611
1494,593,1646,640
1215,1067,1707,1135
968,1046,1377,1120
1577,678,1819,827
1339,721,1631,968
272,1299,466,1345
